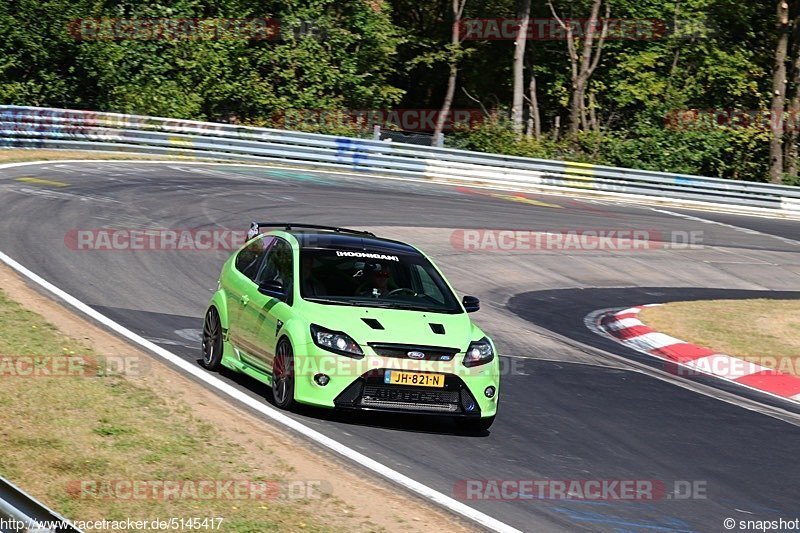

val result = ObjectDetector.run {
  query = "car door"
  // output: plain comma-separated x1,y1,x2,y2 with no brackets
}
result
226,236,274,368
239,237,295,371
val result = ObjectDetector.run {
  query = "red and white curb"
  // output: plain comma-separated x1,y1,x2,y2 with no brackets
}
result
598,305,800,404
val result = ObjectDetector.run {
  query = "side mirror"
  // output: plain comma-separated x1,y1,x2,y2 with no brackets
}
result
258,279,287,300
462,295,480,313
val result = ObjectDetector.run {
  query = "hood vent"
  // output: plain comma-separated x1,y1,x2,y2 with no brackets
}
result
362,318,384,330
429,323,445,335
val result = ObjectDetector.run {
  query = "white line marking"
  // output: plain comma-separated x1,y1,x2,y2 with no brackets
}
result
0,250,520,533
650,207,800,247
145,337,194,348
174,328,203,342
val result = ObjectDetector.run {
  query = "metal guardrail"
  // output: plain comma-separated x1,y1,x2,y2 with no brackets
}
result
1,106,799,214
0,476,80,532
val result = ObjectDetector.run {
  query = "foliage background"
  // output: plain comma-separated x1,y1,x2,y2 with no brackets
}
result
0,0,788,182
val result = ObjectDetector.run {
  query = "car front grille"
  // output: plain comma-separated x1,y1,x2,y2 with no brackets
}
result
359,398,459,412
362,385,459,404
368,343,459,361
333,370,480,416
361,385,459,412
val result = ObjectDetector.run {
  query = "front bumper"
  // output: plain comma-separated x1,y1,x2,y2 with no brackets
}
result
292,342,499,418
334,369,485,417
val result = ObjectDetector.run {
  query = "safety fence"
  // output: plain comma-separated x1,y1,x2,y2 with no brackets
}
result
2,106,798,214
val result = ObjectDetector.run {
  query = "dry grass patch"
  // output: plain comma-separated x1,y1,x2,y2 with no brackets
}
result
0,149,196,164
640,300,800,375
0,288,367,532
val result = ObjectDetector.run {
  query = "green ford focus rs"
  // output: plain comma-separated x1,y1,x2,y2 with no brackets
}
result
202,222,499,431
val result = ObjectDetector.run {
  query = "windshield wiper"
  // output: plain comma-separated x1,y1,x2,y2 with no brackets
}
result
346,299,396,308
323,299,419,310
304,298,360,306
387,304,435,311
352,300,441,312
305,298,447,312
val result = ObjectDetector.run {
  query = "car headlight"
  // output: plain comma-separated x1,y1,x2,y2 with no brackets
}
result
463,338,494,367
310,324,364,359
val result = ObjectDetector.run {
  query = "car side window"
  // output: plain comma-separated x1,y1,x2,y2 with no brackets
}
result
235,236,274,281
412,264,446,305
256,238,294,297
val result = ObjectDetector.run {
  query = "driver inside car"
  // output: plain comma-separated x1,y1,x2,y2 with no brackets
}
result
356,263,397,297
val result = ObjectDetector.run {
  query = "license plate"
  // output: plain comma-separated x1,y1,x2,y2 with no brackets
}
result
384,370,444,388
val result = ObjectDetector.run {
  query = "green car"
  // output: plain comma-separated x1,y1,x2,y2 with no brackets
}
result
201,223,499,431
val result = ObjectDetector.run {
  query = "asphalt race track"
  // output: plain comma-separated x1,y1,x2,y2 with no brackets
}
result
1,161,799,532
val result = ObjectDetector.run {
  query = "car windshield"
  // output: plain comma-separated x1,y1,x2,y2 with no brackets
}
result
299,248,462,313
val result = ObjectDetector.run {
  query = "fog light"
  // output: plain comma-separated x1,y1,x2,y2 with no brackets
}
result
314,373,330,386
484,386,496,398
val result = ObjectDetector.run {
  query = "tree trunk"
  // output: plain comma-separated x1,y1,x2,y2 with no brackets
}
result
512,0,532,136
571,82,585,134
786,12,800,180
549,0,609,136
433,0,468,145
669,0,682,77
770,0,790,184
526,74,541,139
434,62,458,146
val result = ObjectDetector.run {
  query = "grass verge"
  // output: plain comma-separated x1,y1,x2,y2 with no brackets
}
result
0,149,200,164
0,149,312,171
0,286,360,532
639,300,800,375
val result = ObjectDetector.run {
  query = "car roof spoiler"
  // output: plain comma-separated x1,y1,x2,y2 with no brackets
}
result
248,222,375,239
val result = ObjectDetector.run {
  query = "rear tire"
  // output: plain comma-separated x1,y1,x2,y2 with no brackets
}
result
272,338,295,410
456,416,495,433
201,307,223,370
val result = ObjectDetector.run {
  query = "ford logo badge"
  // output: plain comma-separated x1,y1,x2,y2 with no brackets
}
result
407,351,425,359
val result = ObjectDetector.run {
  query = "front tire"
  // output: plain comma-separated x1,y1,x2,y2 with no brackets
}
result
272,338,295,410
201,307,223,370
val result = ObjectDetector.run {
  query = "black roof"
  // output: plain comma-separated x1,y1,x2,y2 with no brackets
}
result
254,222,374,236
290,231,419,254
